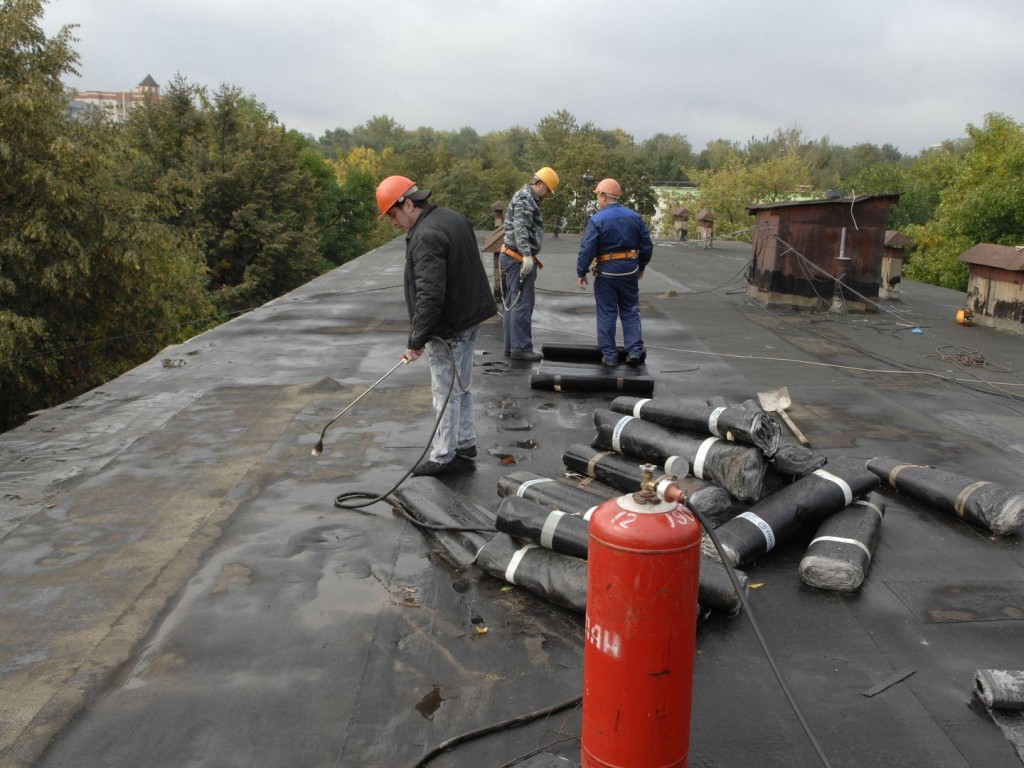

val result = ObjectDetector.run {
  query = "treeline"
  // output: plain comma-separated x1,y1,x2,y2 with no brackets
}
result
3,0,383,431
321,109,1024,297
5,0,1024,432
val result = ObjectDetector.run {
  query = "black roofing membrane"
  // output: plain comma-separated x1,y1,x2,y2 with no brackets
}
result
1,234,1022,768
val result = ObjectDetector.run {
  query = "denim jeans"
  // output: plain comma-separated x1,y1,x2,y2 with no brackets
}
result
594,273,644,361
425,325,479,463
500,253,536,354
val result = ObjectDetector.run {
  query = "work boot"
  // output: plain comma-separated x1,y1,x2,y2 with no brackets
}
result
412,459,458,477
510,350,542,361
455,445,477,459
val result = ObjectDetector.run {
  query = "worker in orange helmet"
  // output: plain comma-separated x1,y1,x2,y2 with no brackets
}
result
576,178,653,367
375,175,497,476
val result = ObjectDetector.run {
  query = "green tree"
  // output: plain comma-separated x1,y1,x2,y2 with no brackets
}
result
638,133,694,182
1,0,211,430
126,80,328,312
686,153,812,237
905,113,1024,290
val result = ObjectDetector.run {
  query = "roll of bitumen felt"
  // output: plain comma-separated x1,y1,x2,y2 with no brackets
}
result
391,477,497,568
867,457,1024,536
475,533,588,614
799,491,886,592
769,442,828,478
705,456,881,568
497,471,610,519
592,409,768,502
610,396,781,457
739,398,827,477
496,495,590,559
561,443,734,526
530,361,655,396
540,343,629,363
492,496,748,615
975,669,1024,710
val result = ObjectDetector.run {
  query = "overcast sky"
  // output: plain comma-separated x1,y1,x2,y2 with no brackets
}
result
40,0,1024,155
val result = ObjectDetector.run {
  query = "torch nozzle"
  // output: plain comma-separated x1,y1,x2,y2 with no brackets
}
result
309,357,408,458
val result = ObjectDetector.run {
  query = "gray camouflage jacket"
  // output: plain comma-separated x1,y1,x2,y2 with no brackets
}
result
502,184,543,258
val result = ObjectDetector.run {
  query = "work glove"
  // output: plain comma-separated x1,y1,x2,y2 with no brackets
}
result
519,255,535,278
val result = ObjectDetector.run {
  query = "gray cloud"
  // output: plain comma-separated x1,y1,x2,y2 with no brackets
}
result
43,0,1024,153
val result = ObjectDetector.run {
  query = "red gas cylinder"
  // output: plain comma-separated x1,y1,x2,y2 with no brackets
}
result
581,485,702,768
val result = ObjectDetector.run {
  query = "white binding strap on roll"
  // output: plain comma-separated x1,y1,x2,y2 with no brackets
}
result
853,498,884,519
955,480,990,517
707,406,727,438
505,543,538,584
809,534,872,559
693,437,720,479
541,510,567,549
813,468,854,505
583,505,598,521
632,398,651,417
738,511,776,551
516,477,553,497
612,415,634,454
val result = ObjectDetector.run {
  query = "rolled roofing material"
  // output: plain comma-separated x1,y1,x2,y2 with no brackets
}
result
592,408,768,502
610,396,781,457
706,457,881,568
561,443,734,526
975,669,1024,711
475,533,588,614
496,495,589,560
974,669,1024,760
390,477,495,567
738,398,825,477
799,492,886,592
540,343,629,364
768,442,828,477
530,361,655,396
867,457,1024,536
497,471,608,518
493,494,747,615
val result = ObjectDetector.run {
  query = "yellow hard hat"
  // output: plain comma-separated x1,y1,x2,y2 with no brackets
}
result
533,167,560,195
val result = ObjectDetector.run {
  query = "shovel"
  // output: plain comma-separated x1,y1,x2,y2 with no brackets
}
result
757,386,811,447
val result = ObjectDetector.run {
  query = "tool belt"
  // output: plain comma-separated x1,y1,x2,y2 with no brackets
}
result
591,250,639,277
596,250,638,262
500,245,543,270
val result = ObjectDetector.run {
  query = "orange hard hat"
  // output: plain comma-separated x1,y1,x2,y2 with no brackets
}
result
375,175,432,219
595,178,621,198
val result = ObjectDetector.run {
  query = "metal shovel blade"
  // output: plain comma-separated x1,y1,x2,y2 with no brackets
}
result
757,386,810,447
757,386,792,413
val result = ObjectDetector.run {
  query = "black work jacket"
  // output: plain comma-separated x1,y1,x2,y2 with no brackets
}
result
404,204,497,350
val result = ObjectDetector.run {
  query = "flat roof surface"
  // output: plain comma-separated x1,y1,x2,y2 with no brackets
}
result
2,231,1023,768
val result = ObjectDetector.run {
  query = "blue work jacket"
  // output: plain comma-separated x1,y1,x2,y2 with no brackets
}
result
577,203,654,277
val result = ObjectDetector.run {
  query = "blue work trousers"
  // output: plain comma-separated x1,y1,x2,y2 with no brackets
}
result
425,325,479,463
594,273,644,361
500,253,536,355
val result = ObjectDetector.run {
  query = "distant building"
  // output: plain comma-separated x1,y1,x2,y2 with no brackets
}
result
746,194,900,312
67,75,160,123
959,243,1024,334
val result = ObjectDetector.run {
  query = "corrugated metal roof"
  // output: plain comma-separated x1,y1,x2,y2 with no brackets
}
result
959,243,1024,272
746,193,901,214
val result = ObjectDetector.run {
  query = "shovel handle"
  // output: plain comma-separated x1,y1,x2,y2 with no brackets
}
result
778,408,811,447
